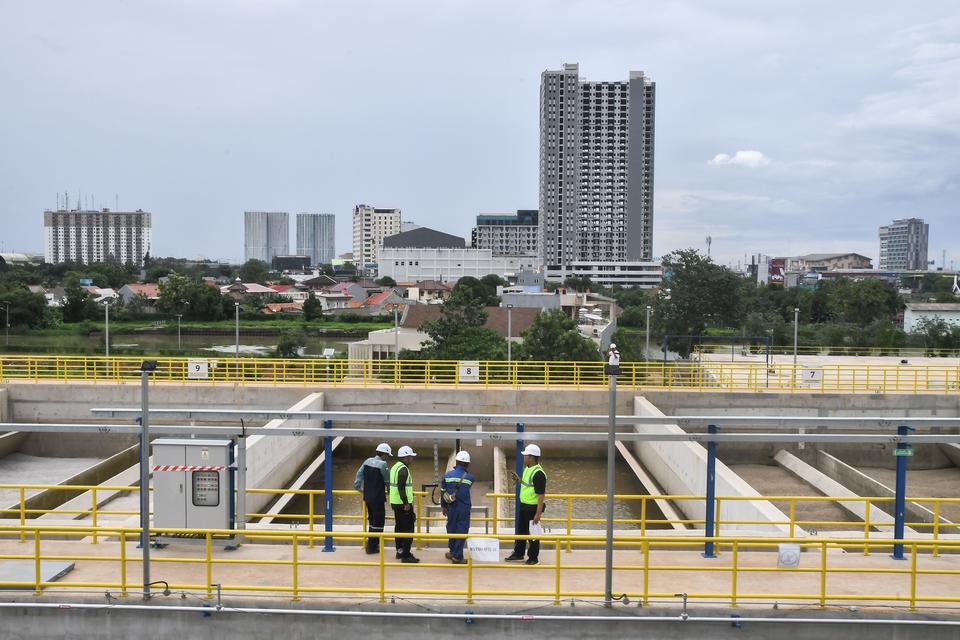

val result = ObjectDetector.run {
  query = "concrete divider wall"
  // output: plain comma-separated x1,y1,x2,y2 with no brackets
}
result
633,397,791,534
0,387,8,422
245,392,324,515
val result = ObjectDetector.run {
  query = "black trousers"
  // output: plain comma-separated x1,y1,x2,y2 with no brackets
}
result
365,499,385,553
513,503,540,561
392,504,416,557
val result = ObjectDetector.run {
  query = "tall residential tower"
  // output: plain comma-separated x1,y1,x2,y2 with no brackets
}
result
296,213,336,266
879,218,929,271
352,205,401,277
44,207,152,265
244,211,289,263
539,63,655,269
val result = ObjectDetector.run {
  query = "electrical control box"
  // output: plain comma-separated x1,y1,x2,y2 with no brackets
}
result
153,439,234,533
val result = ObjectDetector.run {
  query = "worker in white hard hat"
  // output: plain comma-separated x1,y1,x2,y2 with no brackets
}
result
354,443,392,554
441,450,474,564
505,444,546,565
389,445,419,563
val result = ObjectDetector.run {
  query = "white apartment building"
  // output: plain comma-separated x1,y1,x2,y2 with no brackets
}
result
244,211,289,263
44,208,152,265
352,205,401,276
545,261,663,288
377,247,537,284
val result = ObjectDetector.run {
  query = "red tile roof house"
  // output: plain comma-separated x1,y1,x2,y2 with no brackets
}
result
118,283,161,304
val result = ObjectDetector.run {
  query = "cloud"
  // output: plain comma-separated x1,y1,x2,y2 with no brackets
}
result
707,150,772,168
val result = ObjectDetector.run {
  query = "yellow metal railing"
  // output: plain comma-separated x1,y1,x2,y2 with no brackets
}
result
0,523,959,608
5,484,959,556
2,354,960,393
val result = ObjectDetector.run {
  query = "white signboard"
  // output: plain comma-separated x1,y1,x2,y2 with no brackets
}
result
467,537,500,563
801,368,822,385
458,361,480,383
777,543,801,569
187,358,209,380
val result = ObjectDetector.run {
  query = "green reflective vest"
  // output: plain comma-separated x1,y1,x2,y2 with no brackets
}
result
520,464,546,505
389,461,413,505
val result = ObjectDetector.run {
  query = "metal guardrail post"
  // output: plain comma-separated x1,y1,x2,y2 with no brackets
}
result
323,419,335,552
515,422,524,535
892,424,914,560
703,424,718,558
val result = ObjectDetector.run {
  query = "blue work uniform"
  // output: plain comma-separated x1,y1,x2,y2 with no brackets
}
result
441,464,474,560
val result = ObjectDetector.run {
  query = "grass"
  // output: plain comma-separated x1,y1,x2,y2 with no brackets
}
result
25,318,392,334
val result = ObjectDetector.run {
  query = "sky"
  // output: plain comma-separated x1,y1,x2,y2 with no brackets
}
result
1,0,958,269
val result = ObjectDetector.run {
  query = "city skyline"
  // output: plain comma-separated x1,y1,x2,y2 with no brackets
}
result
2,2,958,269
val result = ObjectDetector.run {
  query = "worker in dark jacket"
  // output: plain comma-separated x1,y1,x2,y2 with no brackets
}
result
354,443,391,554
441,450,474,564
389,445,419,563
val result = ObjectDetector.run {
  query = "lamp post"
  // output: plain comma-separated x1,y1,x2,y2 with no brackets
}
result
138,359,158,599
104,300,111,358
603,344,621,607
234,302,240,359
506,304,514,361
645,305,652,359
793,307,800,379
392,304,399,360
176,314,183,351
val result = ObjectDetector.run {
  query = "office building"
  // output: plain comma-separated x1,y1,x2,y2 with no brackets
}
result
296,213,336,266
539,63,656,269
352,205,401,276
879,218,929,271
471,210,539,257
44,207,152,265
244,211,289,263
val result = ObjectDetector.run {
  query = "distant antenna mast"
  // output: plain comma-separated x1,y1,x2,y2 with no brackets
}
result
706,236,712,258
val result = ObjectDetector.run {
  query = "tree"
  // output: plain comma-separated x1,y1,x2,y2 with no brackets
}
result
519,309,601,361
61,282,99,323
303,293,323,321
657,249,741,357
618,306,649,328
447,276,497,307
239,259,270,284
414,282,507,360
156,273,192,313
480,274,507,300
0,286,51,328
275,327,306,358
563,276,595,293
375,276,397,287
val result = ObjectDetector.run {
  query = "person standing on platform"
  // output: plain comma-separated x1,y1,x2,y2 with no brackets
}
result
505,444,546,565
389,445,420,563
353,443,391,554
442,450,474,564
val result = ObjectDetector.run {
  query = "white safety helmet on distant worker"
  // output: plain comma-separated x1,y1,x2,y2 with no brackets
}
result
376,443,392,456
397,445,417,458
521,444,541,457
455,450,471,463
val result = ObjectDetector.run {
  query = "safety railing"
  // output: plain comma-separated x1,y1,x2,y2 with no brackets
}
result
5,485,959,554
2,354,960,393
696,344,960,358
1,524,959,608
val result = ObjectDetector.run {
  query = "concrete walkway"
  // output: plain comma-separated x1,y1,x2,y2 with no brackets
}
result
1,537,958,609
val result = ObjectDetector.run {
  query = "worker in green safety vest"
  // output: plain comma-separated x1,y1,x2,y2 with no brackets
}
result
389,445,420,563
505,444,546,565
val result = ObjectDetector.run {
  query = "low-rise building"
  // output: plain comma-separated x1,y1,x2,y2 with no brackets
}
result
903,303,960,333
544,262,663,288
403,280,452,305
784,253,873,272
118,283,161,305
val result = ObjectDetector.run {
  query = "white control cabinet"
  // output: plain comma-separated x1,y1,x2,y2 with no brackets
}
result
153,439,234,532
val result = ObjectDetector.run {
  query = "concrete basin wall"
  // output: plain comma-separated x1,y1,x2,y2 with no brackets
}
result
632,396,791,534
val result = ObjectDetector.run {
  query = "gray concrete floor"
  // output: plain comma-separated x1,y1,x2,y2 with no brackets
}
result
859,467,960,523
0,453,103,510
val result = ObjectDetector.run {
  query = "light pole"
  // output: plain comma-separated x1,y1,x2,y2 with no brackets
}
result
234,302,240,359
139,359,157,599
104,300,111,358
392,304,399,360
176,314,183,351
506,304,513,361
603,344,621,607
645,305,652,359
792,307,800,386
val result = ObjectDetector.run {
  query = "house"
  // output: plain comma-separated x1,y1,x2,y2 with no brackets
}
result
290,272,338,290
220,279,277,300
261,302,304,315
903,303,960,333
268,284,311,302
404,280,452,304
354,289,408,315
119,283,161,305
324,282,367,302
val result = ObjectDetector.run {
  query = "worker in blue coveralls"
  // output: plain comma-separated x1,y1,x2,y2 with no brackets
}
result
441,450,474,564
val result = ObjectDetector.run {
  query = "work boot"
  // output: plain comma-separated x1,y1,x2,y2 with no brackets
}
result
444,552,453,560
451,557,467,564
365,547,379,555
504,553,524,562
401,555,420,564
525,558,539,565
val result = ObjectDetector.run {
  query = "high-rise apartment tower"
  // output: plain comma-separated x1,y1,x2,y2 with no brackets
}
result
244,211,289,263
44,207,152,265
539,63,655,268
296,213,336,266
352,205,401,277
879,218,929,271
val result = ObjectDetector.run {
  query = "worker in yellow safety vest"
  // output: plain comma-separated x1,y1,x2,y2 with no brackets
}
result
389,445,419,563
505,444,546,565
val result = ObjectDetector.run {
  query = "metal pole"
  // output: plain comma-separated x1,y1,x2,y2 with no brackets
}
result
892,425,913,560
234,303,239,359
139,369,151,599
236,428,246,545
703,424,718,558
514,423,524,534
604,369,617,606
793,308,799,368
645,306,651,359
507,305,513,362
393,305,399,360
105,301,110,358
323,419,335,552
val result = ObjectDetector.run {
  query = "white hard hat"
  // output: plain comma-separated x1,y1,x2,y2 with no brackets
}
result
455,450,471,463
609,343,617,349
397,445,417,458
376,443,392,456
521,444,541,457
